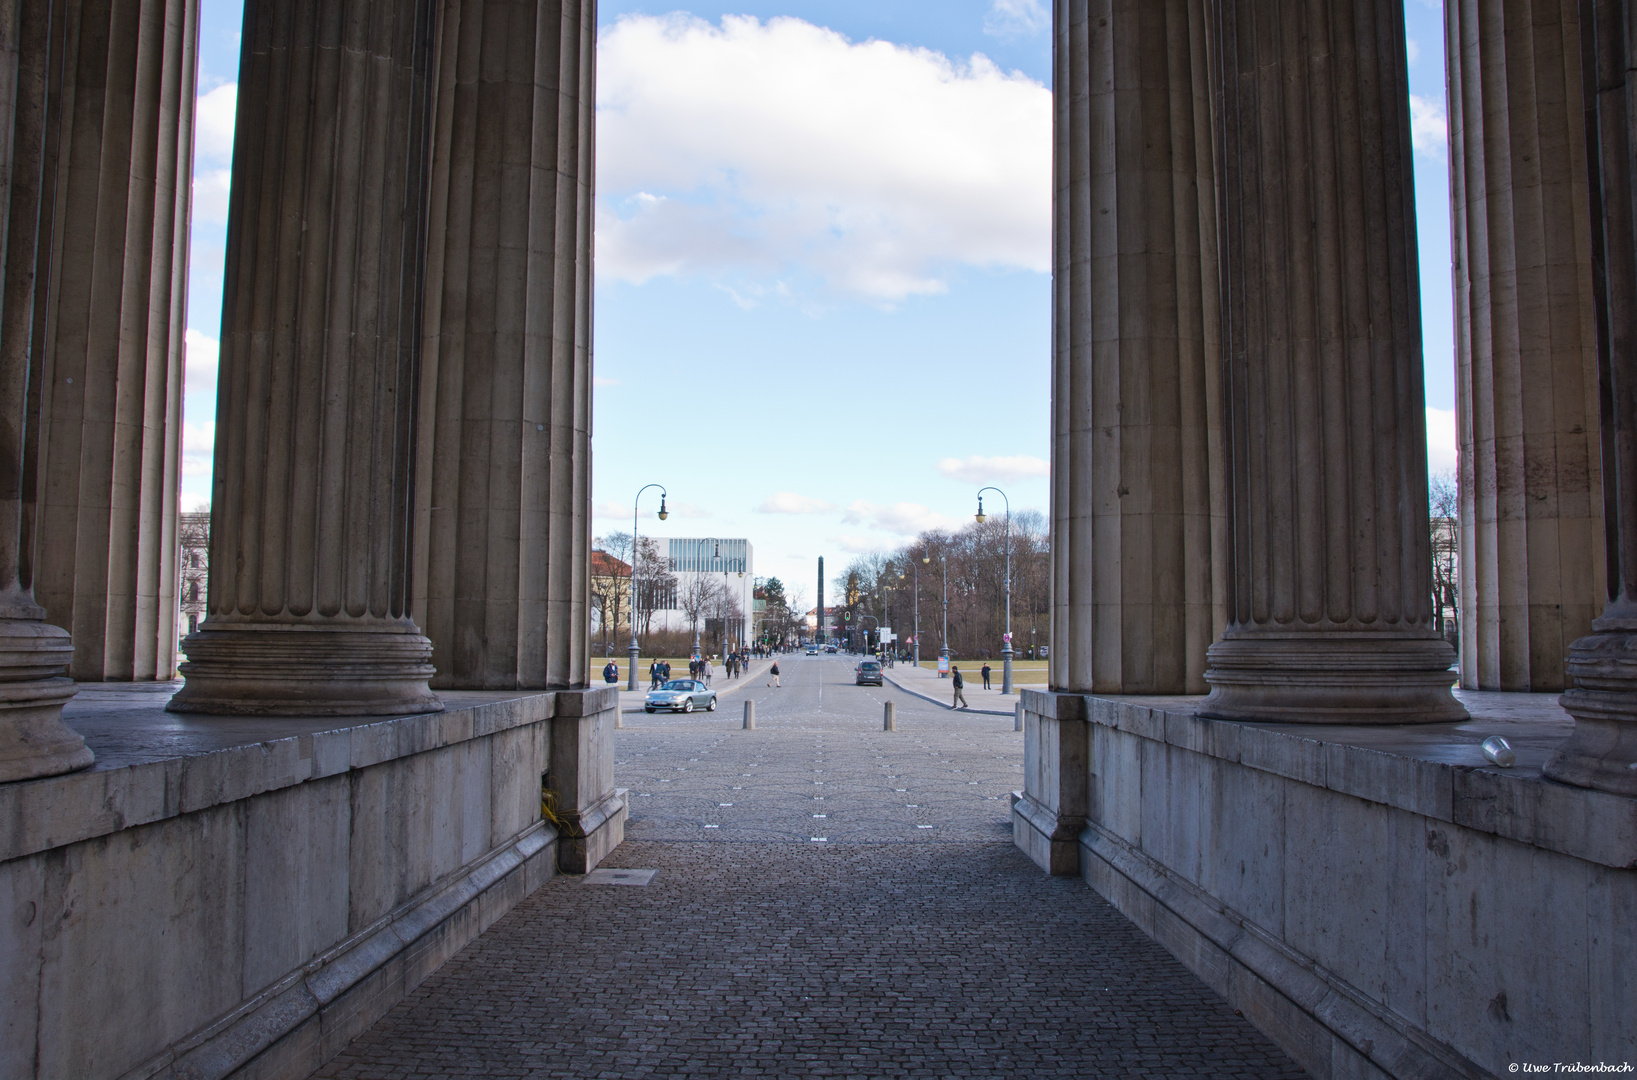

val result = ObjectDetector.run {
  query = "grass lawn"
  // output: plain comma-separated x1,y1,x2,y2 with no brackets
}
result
905,658,1049,683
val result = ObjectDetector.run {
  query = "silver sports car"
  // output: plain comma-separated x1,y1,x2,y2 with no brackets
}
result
644,678,718,713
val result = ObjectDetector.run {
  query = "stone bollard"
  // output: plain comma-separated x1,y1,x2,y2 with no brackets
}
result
743,700,756,730
883,701,896,731
1014,702,1024,732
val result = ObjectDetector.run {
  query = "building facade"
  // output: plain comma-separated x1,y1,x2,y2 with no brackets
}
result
641,538,755,652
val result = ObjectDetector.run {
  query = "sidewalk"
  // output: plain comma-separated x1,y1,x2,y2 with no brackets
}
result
882,661,1030,717
612,657,777,713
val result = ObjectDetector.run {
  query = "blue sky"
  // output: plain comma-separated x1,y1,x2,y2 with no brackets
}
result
182,0,1457,595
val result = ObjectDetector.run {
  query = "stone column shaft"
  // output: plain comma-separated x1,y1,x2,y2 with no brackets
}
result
1050,0,1226,695
169,0,442,716
1199,0,1466,724
0,0,92,780
1448,0,1604,691
29,0,194,682
412,0,594,690
1546,0,1637,793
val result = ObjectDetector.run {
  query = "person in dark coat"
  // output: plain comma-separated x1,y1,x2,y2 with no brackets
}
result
951,665,968,709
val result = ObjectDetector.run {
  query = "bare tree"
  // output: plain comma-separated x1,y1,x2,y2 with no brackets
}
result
678,573,717,650
633,536,674,639
1429,471,1459,646
591,532,635,654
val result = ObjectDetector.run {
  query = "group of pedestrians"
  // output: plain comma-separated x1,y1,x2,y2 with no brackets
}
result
627,652,761,691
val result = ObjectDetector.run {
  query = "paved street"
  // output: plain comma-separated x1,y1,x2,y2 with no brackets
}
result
318,654,1308,1079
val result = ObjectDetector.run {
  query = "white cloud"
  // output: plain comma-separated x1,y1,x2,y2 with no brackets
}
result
191,84,236,225
833,534,882,554
192,168,232,226
937,454,1049,483
842,500,964,535
1426,406,1457,475
1410,93,1446,158
667,501,712,519
196,83,237,161
757,491,836,514
183,420,215,478
184,329,218,402
596,15,1051,302
593,375,621,387
1406,38,1420,65
593,500,633,521
984,0,1049,38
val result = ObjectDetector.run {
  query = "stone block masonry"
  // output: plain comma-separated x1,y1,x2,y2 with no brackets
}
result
0,686,625,1080
1016,688,1637,1079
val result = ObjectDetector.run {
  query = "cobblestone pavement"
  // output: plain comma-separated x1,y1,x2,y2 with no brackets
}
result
317,655,1309,1079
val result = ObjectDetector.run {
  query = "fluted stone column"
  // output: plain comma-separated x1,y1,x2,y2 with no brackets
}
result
1199,0,1466,724
412,0,594,690
1547,0,1637,793
169,0,442,716
30,0,194,682
1448,0,1604,692
0,0,92,780
1049,0,1226,695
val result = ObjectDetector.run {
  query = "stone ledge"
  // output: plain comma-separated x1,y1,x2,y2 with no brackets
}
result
1081,822,1487,1080
119,822,557,1080
0,689,558,864
1056,691,1637,869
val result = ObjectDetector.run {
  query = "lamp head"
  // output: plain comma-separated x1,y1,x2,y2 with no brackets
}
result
657,496,669,521
921,553,930,564
975,494,987,523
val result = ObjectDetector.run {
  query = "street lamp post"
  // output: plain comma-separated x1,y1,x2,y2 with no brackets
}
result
975,487,1013,694
899,562,919,667
931,550,949,674
915,553,927,667
628,485,669,691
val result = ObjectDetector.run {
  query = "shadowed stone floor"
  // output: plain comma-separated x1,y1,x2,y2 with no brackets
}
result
316,655,1309,1079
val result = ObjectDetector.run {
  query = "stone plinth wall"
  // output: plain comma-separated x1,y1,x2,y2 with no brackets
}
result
1014,691,1636,1079
0,689,626,1080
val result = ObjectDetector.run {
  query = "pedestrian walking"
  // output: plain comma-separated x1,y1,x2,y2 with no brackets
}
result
951,665,968,709
767,661,781,688
703,658,713,685
661,660,671,681
649,660,662,690
603,660,619,684
981,663,991,690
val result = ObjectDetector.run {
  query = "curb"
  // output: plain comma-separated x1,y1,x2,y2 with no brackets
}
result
881,671,1015,717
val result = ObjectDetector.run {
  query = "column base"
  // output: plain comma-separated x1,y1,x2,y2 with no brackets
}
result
547,686,625,873
169,623,442,717
1547,630,1637,796
1201,635,1467,724
0,618,92,782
